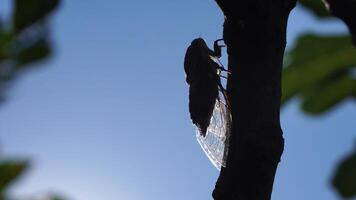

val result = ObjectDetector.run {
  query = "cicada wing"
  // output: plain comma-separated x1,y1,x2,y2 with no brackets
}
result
196,97,231,171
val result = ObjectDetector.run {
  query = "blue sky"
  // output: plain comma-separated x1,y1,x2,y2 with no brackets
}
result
1,1,355,200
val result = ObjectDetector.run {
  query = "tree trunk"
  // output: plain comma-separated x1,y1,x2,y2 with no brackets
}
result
212,1,296,199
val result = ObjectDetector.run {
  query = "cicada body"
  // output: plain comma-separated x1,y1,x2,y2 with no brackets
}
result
184,38,219,135
184,38,231,170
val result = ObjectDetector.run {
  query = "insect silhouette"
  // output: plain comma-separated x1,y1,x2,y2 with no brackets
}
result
184,38,231,170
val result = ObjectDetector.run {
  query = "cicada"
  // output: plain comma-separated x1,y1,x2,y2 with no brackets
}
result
184,38,231,170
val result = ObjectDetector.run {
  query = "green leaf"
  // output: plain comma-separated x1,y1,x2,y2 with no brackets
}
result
299,0,330,18
332,150,356,198
34,195,66,200
0,160,28,191
0,31,15,60
287,34,352,67
48,196,66,200
282,34,356,114
0,17,3,31
14,0,60,32
301,74,356,114
16,39,51,67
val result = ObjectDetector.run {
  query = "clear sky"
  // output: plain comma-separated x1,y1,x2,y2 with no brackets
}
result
1,1,355,200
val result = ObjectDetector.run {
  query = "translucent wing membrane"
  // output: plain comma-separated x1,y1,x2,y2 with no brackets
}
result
196,92,231,170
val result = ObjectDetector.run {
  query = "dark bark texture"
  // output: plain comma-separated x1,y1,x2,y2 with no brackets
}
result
212,1,296,199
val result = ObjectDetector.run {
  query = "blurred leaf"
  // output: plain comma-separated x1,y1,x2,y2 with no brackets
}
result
1,1,63,198
14,0,60,32
0,160,28,192
286,34,353,67
31,194,67,200
282,34,356,115
16,39,51,67
0,17,3,31
0,31,15,60
47,195,66,200
301,75,356,114
332,150,356,198
0,32,13,47
299,0,330,18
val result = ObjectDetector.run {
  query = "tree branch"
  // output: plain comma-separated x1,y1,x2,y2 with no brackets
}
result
322,0,356,46
212,0,296,199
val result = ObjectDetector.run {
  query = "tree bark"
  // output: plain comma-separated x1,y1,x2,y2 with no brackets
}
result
212,1,296,199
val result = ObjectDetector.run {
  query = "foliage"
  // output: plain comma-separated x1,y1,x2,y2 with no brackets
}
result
332,150,356,198
0,160,28,194
13,0,60,32
282,34,356,114
0,1,64,200
0,159,65,200
282,0,356,198
0,0,59,103
299,0,330,18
